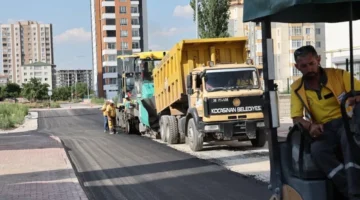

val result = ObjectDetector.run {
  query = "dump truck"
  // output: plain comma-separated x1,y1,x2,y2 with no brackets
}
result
116,51,168,135
149,37,266,151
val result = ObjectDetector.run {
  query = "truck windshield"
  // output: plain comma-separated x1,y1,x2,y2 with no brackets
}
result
126,77,135,91
141,60,161,81
204,68,259,92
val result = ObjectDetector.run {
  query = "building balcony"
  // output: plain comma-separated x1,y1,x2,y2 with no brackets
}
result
103,61,117,66
103,25,116,31
102,1,115,7
103,72,118,79
133,48,141,53
103,37,116,43
132,36,141,41
132,24,140,29
131,13,140,17
102,13,116,19
103,84,118,90
102,49,117,55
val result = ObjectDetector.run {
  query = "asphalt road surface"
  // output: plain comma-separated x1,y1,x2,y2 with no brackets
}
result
37,109,273,200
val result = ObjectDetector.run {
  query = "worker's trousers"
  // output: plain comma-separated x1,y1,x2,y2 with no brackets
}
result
311,105,360,199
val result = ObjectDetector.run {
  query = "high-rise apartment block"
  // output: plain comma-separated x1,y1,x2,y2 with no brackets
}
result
229,0,326,92
0,21,54,85
90,0,148,99
56,69,93,90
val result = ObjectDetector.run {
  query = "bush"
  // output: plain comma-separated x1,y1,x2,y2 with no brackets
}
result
0,103,29,129
91,97,105,105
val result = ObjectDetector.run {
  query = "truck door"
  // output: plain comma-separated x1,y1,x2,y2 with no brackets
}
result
189,73,203,110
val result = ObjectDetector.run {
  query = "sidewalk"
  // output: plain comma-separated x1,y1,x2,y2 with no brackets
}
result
0,112,88,200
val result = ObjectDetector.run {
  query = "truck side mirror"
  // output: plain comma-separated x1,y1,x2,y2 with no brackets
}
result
186,74,193,95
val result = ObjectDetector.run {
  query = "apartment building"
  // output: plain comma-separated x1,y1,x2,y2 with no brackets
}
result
229,0,326,92
0,74,8,86
1,21,54,85
56,69,93,89
21,62,56,89
90,0,148,99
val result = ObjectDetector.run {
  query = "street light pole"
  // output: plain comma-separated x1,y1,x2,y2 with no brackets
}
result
195,0,198,38
87,71,90,99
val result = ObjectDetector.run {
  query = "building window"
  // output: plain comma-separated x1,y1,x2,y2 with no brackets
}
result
132,42,140,49
120,6,126,13
316,41,321,48
292,40,302,49
121,42,128,49
293,67,302,76
132,30,140,37
107,43,116,49
131,18,139,25
120,0,126,2
121,30,128,37
257,56,263,65
256,43,262,52
306,41,311,46
120,18,128,25
306,28,311,35
131,7,138,13
316,28,321,34
108,55,116,61
291,26,302,36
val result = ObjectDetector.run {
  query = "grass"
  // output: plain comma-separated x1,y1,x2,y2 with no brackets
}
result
0,103,29,129
25,102,61,109
91,97,105,105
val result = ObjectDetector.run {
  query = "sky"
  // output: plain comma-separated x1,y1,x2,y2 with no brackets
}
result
0,0,359,70
0,0,195,70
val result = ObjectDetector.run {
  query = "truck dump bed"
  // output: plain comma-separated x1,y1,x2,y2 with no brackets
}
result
153,37,248,114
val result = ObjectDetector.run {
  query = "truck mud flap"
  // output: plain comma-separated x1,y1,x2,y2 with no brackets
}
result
141,97,159,128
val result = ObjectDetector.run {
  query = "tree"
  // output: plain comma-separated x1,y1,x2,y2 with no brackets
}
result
52,86,71,101
4,82,21,98
0,86,5,101
190,0,231,38
21,78,49,102
72,82,88,99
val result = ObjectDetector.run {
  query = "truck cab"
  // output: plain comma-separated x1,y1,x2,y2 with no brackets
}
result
185,62,266,150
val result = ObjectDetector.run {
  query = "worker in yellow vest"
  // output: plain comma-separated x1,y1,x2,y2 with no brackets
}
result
101,100,110,133
106,99,117,134
290,45,360,198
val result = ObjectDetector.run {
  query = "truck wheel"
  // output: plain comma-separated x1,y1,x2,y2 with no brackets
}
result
160,116,169,142
187,118,203,151
251,129,266,147
166,116,179,144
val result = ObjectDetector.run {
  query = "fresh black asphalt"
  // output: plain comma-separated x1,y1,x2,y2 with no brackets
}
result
37,108,273,200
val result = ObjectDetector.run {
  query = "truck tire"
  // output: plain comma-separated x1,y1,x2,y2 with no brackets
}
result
187,118,203,151
159,116,169,142
178,117,186,144
166,116,179,144
251,129,266,147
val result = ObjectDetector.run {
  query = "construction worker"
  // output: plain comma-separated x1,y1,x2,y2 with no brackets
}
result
290,45,360,199
101,100,110,133
106,99,117,134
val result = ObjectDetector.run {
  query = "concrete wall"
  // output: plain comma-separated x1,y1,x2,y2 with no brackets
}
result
278,94,291,119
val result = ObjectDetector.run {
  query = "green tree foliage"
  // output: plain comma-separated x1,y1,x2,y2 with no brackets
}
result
52,86,71,101
4,82,21,98
21,78,49,102
190,0,231,38
72,82,89,99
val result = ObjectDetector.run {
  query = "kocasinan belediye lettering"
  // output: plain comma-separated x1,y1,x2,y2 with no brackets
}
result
211,106,262,114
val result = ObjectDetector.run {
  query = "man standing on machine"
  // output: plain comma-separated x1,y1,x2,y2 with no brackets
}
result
290,45,360,199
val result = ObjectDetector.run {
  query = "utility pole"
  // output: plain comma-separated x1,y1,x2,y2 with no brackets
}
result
74,70,77,100
87,71,90,99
